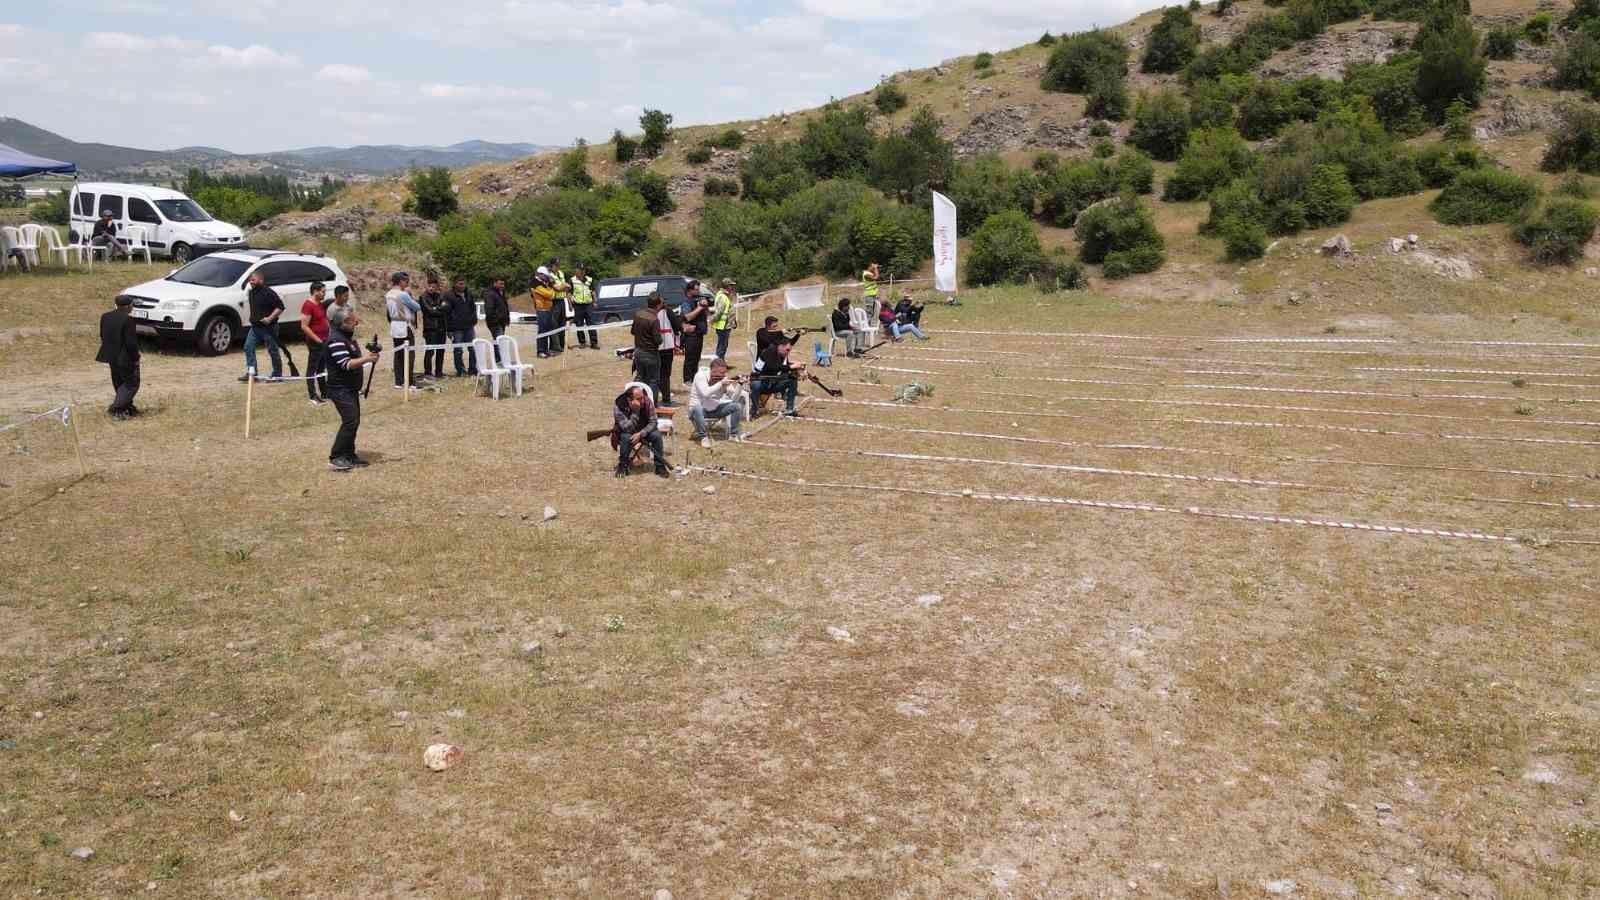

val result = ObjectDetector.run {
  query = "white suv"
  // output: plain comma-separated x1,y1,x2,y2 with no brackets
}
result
118,250,350,355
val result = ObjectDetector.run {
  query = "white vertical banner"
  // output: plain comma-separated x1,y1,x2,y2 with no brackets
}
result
784,283,826,310
932,190,957,293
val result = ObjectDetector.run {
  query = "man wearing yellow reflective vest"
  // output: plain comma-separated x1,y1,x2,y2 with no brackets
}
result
861,261,881,309
710,277,736,360
569,264,598,349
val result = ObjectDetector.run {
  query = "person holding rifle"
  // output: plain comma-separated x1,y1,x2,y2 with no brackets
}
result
300,281,331,405
612,384,671,479
755,315,799,355
750,335,805,418
240,270,285,382
324,304,381,471
689,357,748,447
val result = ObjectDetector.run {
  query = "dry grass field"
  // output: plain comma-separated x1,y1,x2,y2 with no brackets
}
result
2,260,1599,897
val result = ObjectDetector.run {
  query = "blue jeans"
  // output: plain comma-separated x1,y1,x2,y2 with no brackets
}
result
690,400,743,439
750,376,797,415
714,328,731,360
618,428,665,467
536,309,554,355
243,324,283,377
892,321,927,341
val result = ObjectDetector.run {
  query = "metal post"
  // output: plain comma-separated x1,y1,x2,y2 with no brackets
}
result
244,369,255,439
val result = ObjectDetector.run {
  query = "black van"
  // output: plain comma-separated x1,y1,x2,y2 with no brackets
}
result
591,275,696,322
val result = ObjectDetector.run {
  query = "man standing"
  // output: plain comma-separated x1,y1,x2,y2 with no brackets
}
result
569,265,598,349
612,384,670,478
689,358,747,447
446,276,477,375
300,281,331,405
90,211,124,261
710,278,736,360
483,277,510,366
679,279,710,385
750,336,804,418
862,261,881,308
418,276,450,380
240,270,285,381
655,293,683,406
630,293,664,394
324,305,380,471
531,275,556,358
384,271,421,390
95,294,141,419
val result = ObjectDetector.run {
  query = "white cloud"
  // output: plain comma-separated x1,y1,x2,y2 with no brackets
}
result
317,63,371,84
205,43,299,69
420,82,549,103
83,31,199,53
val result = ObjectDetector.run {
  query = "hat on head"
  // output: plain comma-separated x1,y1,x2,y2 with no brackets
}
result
721,277,736,286
114,294,133,306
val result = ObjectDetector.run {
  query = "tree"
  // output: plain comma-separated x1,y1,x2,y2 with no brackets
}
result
592,188,653,254
948,155,1032,235
1042,30,1129,93
874,81,909,114
1076,195,1166,277
1542,102,1600,174
1554,27,1600,97
613,129,638,163
639,109,674,157
739,140,816,204
869,106,954,203
1414,8,1486,118
622,167,675,216
1086,72,1131,120
966,210,1047,285
1163,127,1256,201
550,140,594,189
1483,26,1518,61
797,104,876,180
1129,88,1192,161
1302,163,1358,227
1143,5,1202,73
408,167,458,220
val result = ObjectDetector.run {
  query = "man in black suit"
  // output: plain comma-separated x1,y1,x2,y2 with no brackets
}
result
95,295,141,418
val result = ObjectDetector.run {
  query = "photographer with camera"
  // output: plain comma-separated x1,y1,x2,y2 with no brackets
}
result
324,305,382,471
679,279,711,385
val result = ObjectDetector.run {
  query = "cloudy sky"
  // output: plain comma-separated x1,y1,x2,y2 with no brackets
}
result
2,0,1146,153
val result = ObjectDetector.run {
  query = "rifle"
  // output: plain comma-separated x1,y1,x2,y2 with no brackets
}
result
281,341,301,379
806,373,843,397
586,428,613,442
361,334,382,398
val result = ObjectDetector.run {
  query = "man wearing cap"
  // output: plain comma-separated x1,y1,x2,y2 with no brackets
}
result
569,265,599,350
710,278,736,360
90,211,124,261
95,294,141,419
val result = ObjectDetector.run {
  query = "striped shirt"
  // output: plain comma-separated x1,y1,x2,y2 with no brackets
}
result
325,331,365,390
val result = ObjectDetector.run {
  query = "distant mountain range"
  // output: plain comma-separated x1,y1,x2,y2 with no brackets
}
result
0,117,554,179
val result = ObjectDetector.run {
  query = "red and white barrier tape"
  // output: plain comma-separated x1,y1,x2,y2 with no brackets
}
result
686,465,1597,545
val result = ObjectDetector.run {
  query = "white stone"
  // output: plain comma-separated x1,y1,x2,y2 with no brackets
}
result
1523,763,1560,784
1263,879,1297,895
915,593,943,608
520,640,544,658
654,891,674,900
702,485,717,495
70,847,94,861
542,505,558,521
826,626,853,642
423,743,464,772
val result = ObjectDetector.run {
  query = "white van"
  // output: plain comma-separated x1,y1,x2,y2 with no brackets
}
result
69,182,247,264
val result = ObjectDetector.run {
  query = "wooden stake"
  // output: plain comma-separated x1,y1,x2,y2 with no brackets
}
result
67,401,86,478
244,370,255,439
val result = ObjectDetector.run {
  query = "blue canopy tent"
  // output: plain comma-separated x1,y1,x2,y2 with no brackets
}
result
0,142,76,178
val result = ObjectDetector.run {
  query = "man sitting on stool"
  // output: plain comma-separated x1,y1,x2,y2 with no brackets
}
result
750,337,804,418
689,358,748,448
613,384,671,479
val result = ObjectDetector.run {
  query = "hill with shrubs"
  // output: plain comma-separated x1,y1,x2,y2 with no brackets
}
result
250,0,1600,309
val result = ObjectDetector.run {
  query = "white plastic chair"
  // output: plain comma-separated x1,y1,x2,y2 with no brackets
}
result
622,380,674,440
825,318,847,360
15,224,43,267
850,306,880,347
494,333,534,396
37,227,79,266
0,226,15,272
123,225,153,263
86,230,116,265
746,340,758,364
472,338,509,399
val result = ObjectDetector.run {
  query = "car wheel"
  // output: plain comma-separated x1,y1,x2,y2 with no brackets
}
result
171,243,192,264
196,314,235,356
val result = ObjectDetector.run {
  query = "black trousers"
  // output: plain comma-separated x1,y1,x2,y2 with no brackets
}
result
632,349,661,398
551,305,567,352
392,328,415,386
571,303,598,347
680,332,705,385
656,349,675,405
305,341,326,400
488,324,506,366
109,362,140,413
423,328,446,377
328,386,360,461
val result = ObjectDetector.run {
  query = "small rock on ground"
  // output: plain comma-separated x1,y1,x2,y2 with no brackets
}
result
826,626,852,642
702,485,717,495
542,505,558,521
1263,879,1297,895
915,593,943,608
654,891,674,900
520,640,544,658
1523,763,1560,784
423,743,464,772
71,847,94,860
1374,801,1393,813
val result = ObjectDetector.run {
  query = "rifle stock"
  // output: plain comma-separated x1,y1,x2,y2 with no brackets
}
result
586,428,612,442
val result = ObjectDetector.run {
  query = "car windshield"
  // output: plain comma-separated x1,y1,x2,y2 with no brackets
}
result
154,199,212,223
166,256,250,287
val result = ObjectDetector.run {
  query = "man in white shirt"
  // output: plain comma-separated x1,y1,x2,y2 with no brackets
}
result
689,358,747,448
383,271,422,390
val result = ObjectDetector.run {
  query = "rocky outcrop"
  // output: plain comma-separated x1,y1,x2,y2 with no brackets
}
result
251,205,438,241
953,105,1035,157
666,149,745,197
1475,94,1559,140
1034,118,1119,151
1262,27,1408,81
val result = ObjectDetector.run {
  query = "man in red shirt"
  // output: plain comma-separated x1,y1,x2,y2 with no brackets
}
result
300,281,332,404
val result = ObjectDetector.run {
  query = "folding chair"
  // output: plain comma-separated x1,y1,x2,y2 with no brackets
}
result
494,333,535,396
123,225,153,264
472,338,509,399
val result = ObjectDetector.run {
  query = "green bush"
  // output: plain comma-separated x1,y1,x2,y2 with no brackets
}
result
1428,167,1539,224
432,187,631,291
1076,195,1166,275
1216,0,1234,13
550,141,594,189
1042,30,1129,93
1202,177,1265,235
622,167,675,216
1556,31,1600,99
1163,127,1255,201
1143,5,1202,73
1040,255,1089,290
1442,98,1474,142
703,176,740,197
1187,79,1236,129
740,140,815,203
874,82,908,115
798,104,876,180
974,51,994,70
1344,54,1428,136
1037,158,1119,226
707,129,745,150
1218,214,1268,259
868,106,954,203
28,192,69,225
1568,0,1600,30
948,155,1035,234
1129,88,1192,161
593,189,654,255
1542,103,1600,174
1236,79,1296,140
1114,149,1156,194
407,167,457,220
1414,8,1486,119
1483,26,1518,60
193,185,283,227
1514,198,1600,264
1093,141,1116,159
1557,172,1592,197
1089,121,1113,137
1038,31,1057,46
1276,101,1423,199
1086,72,1131,121
1413,142,1492,187
613,129,638,163
967,210,1047,285
1302,163,1358,227
1524,12,1552,44
686,146,712,165
638,108,674,158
